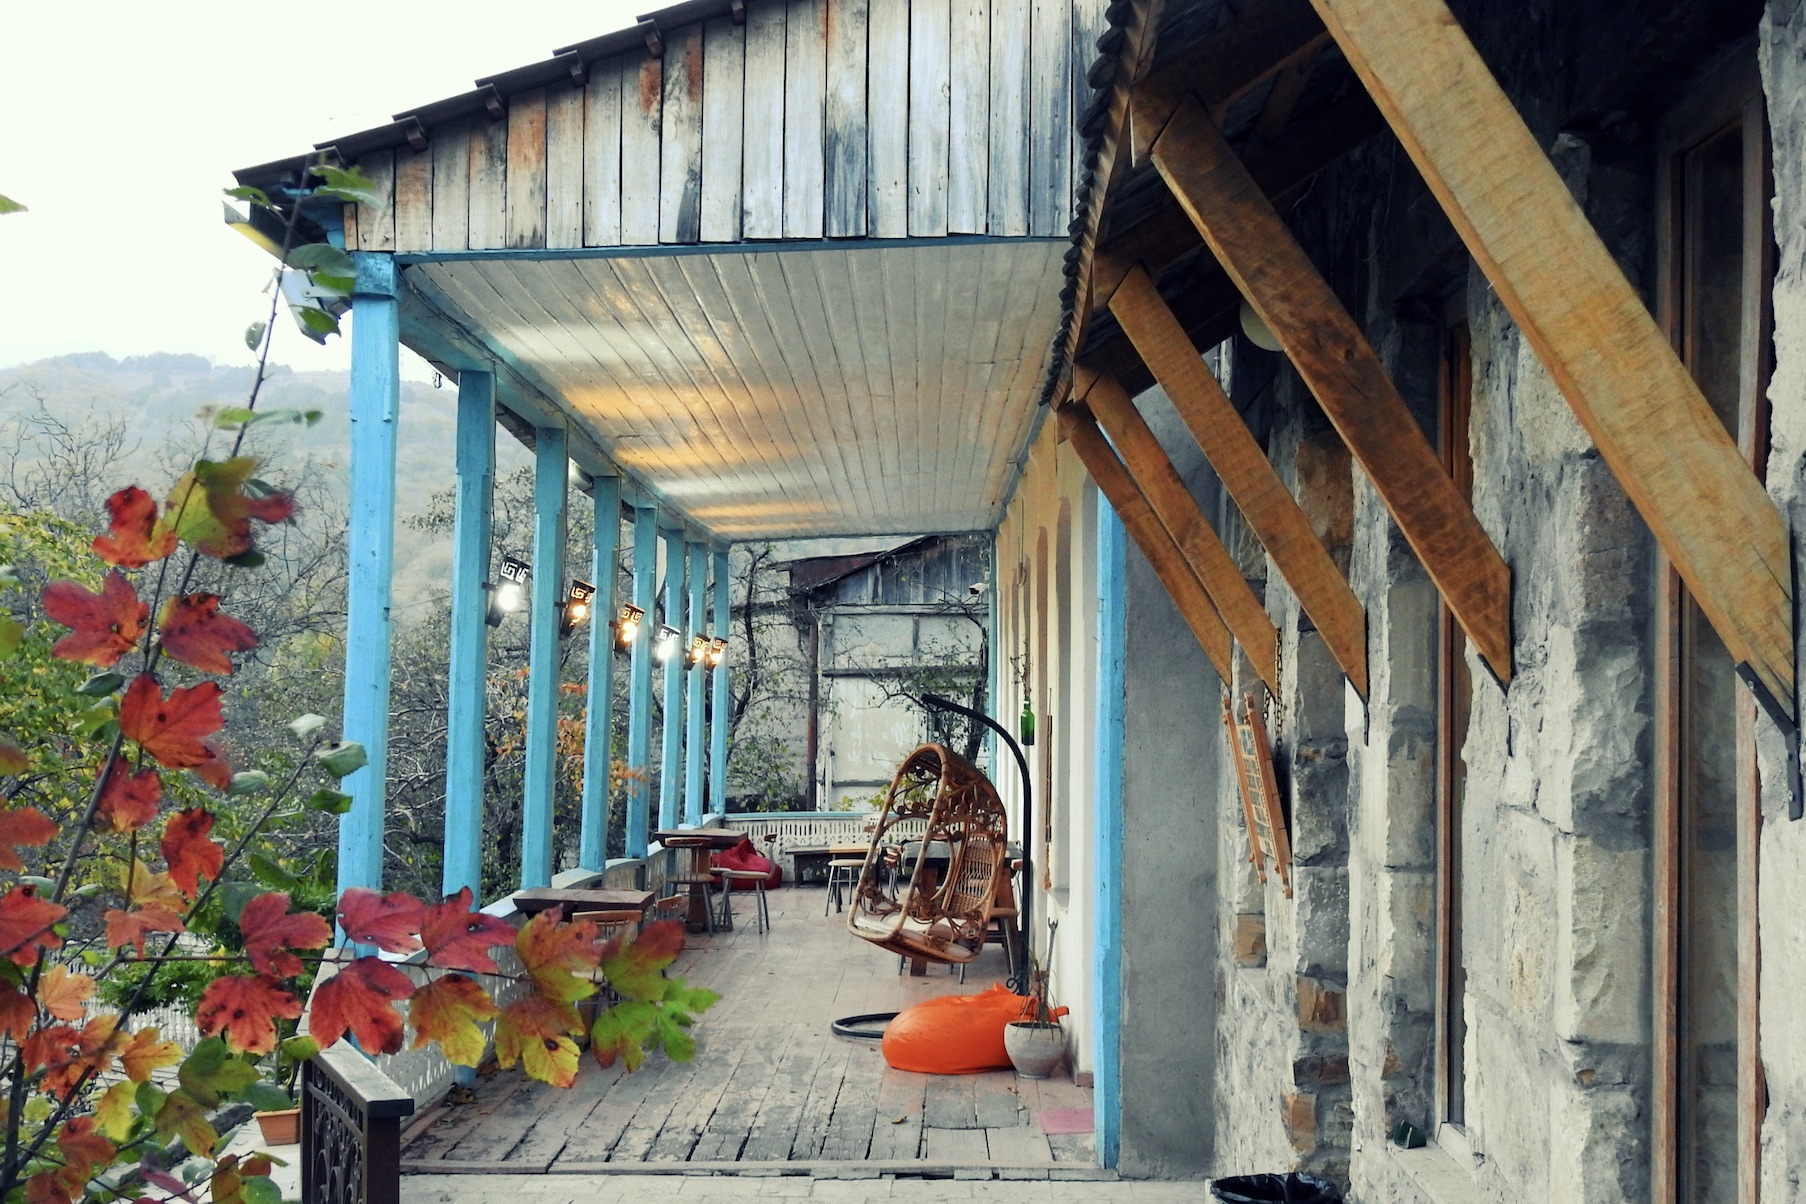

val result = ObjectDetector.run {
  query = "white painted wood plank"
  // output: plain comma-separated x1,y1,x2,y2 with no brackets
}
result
700,17,747,242
866,0,909,238
824,0,869,237
430,117,471,251
933,241,983,511
467,116,508,249
844,246,899,508
948,0,990,234
392,144,433,253
583,58,624,247
545,82,585,248
880,245,920,484
783,0,828,239
987,0,1030,236
913,244,950,492
607,258,743,472
660,22,705,243
356,150,396,251
1027,0,1071,235
621,55,664,245
782,253,871,521
908,0,952,236
741,0,787,239
749,253,864,509
505,87,548,248
810,251,885,518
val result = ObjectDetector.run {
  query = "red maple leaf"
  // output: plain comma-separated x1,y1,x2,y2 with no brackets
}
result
157,594,257,675
20,1023,79,1075
164,457,294,560
195,973,301,1055
0,808,56,872
336,888,425,954
95,764,161,834
238,891,331,977
41,572,147,667
495,993,583,1087
119,676,228,788
308,957,415,1055
0,885,65,966
35,1016,124,1099
159,808,224,898
408,973,498,1067
25,1116,116,1204
103,904,185,956
421,887,515,973
92,486,177,568
0,985,33,1040
515,908,601,1004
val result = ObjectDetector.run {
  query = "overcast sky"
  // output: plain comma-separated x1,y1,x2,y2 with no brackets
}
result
1,1,643,381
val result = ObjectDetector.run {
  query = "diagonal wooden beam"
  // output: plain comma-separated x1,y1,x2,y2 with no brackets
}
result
1059,405,1237,684
1145,95,1514,680
1093,285,1369,696
1070,386,1282,695
1309,0,1794,712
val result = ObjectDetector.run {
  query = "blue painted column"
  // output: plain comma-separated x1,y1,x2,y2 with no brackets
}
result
441,370,495,901
683,541,708,824
1092,493,1126,1169
519,426,569,889
579,477,622,870
658,527,687,830
625,505,659,857
709,547,731,816
338,254,401,896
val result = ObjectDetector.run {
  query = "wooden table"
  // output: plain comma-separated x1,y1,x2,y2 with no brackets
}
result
652,826,745,849
511,887,654,917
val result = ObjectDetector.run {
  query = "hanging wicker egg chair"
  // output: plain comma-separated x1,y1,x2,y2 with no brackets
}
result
846,743,1009,965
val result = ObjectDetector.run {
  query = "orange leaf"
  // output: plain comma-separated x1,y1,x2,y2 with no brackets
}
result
408,973,497,1067
38,966,94,1022
0,984,33,1040
494,993,582,1088
93,486,177,568
420,887,515,973
308,957,415,1055
122,859,186,913
95,764,160,834
40,572,146,667
104,903,185,956
514,909,601,1004
157,594,257,675
238,891,331,977
194,974,301,1055
159,808,223,898
336,888,424,955
119,676,227,783
0,808,56,871
119,1026,182,1082
0,885,65,966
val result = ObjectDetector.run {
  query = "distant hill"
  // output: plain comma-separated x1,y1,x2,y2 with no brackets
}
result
0,352,532,601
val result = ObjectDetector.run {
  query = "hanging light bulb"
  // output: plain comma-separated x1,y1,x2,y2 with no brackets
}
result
559,579,595,638
686,635,710,667
614,603,645,652
485,556,531,627
654,624,682,663
707,637,729,669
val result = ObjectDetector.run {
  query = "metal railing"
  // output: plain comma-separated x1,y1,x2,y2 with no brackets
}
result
299,1044,414,1204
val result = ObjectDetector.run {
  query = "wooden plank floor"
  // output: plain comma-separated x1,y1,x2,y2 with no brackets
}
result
400,885,1096,1173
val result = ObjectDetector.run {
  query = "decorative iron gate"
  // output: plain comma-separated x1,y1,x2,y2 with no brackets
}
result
300,1044,414,1204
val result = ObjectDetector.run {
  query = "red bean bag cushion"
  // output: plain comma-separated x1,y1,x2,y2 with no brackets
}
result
881,984,1037,1074
711,837,782,889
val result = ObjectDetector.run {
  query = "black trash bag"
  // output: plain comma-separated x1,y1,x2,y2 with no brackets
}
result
1210,1172,1343,1203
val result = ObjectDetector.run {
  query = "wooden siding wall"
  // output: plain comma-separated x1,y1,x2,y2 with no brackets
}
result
346,0,1109,253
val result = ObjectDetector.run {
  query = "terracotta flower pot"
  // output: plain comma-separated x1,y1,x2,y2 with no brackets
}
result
1003,1020,1065,1078
254,1106,301,1146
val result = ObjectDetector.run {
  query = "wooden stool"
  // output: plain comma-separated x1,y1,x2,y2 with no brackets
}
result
825,858,864,915
664,836,729,934
716,870,772,934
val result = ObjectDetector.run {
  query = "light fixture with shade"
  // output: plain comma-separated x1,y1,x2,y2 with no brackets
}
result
614,603,645,652
707,637,728,669
686,635,710,668
1238,300,1283,352
485,556,531,627
653,624,682,663
559,579,596,638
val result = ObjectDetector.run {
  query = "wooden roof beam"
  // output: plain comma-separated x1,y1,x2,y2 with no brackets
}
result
1311,0,1794,712
1128,0,1330,164
1095,281,1369,696
1070,377,1281,694
1059,405,1237,683
1144,94,1514,681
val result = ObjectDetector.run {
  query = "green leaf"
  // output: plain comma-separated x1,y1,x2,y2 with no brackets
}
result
135,1081,167,1116
303,410,324,426
288,714,327,740
224,185,271,207
310,163,382,207
75,672,125,696
306,787,352,815
242,1176,283,1204
0,565,20,588
287,242,356,279
19,876,53,893
72,699,116,738
228,770,271,796
244,321,268,351
240,1082,292,1112
311,273,354,296
219,881,261,925
223,548,266,569
312,741,367,779
298,308,340,338
213,407,257,429
0,194,25,216
0,617,21,659
279,1035,319,1062
249,853,301,892
178,1037,260,1106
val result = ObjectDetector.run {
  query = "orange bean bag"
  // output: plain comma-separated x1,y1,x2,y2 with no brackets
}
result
880,983,1066,1074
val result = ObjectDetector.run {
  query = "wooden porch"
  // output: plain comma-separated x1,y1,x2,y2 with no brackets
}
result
398,883,1096,1177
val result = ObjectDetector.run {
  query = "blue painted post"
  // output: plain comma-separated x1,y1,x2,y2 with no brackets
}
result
709,547,731,816
338,254,401,897
1092,494,1126,1169
579,477,622,870
684,541,708,824
519,426,569,889
441,371,495,901
658,528,687,830
625,505,659,856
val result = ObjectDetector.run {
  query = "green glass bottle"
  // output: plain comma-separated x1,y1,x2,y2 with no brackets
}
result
1019,698,1036,747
